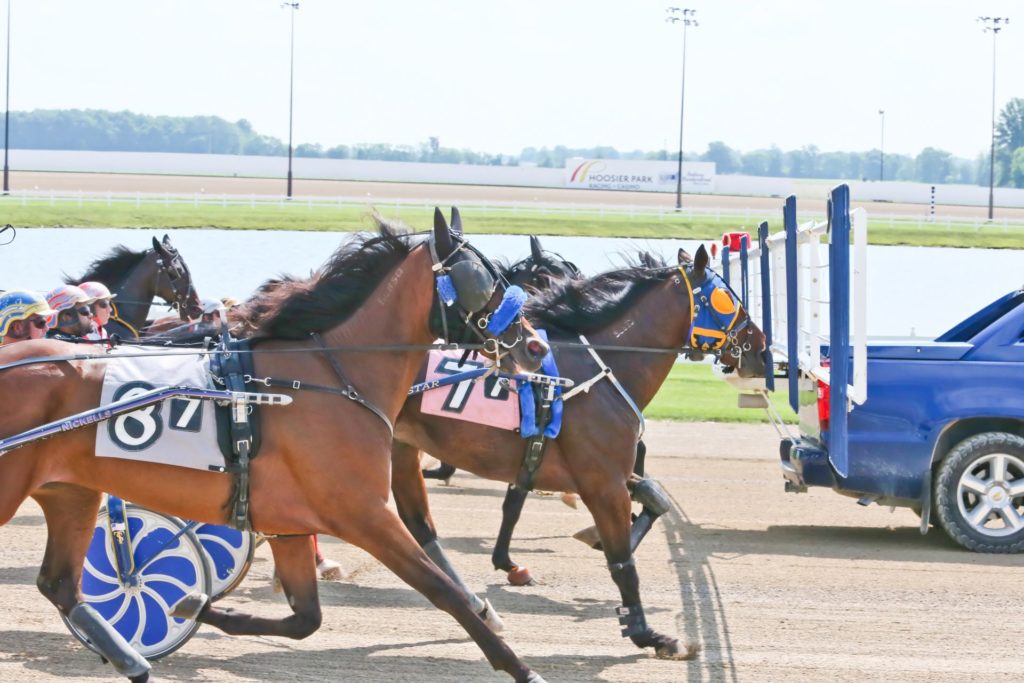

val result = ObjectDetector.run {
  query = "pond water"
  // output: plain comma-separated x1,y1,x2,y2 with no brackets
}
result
2,228,1021,338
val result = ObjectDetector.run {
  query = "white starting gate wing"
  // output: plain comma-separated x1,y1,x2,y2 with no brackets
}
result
718,184,867,478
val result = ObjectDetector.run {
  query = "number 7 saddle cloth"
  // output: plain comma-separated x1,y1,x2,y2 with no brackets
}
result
420,350,520,431
94,349,225,472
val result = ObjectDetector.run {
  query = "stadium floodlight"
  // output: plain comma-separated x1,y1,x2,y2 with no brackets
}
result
666,7,698,211
978,15,1009,220
283,2,299,199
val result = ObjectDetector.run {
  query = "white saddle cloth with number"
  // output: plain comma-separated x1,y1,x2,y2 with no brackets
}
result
95,350,224,472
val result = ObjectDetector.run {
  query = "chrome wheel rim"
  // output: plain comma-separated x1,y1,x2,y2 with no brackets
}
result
956,452,1024,538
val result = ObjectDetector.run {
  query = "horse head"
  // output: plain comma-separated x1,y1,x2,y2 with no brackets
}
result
504,235,582,293
680,244,767,378
431,208,548,374
151,235,203,321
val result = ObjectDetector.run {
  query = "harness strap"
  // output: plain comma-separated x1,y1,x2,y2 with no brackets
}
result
513,380,557,492
307,333,396,437
561,334,645,439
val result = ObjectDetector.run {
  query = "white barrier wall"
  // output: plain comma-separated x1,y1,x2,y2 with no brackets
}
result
10,149,1024,207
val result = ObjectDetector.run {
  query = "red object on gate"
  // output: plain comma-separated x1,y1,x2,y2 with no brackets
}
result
722,231,751,252
817,359,831,433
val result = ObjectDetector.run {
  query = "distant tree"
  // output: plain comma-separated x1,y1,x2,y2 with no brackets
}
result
295,143,325,157
1010,147,1024,188
740,148,772,176
701,141,739,174
325,144,350,159
915,147,953,184
995,98,1024,186
784,145,819,178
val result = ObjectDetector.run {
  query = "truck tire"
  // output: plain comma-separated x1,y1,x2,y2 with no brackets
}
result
933,432,1024,553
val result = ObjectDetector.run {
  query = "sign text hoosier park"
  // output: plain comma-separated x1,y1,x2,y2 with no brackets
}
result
564,158,715,193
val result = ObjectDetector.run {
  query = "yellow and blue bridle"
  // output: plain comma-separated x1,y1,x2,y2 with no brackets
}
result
678,265,748,354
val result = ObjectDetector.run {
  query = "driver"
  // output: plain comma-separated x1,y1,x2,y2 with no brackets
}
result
0,290,56,345
78,281,117,341
45,285,98,338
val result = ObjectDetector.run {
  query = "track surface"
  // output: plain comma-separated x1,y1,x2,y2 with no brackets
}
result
1,421,1021,682
14,171,1024,221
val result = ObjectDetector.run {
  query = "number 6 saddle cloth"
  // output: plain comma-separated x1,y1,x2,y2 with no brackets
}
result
94,349,224,472
420,349,520,431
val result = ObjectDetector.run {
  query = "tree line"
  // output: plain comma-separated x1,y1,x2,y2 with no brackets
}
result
7,103,1024,188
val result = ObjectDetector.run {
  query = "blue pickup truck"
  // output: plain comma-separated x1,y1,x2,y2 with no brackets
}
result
781,286,1024,552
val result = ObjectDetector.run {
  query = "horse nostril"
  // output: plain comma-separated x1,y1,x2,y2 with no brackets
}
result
526,338,546,358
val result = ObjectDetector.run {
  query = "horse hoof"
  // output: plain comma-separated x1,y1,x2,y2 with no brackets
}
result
169,592,209,621
129,673,150,683
560,492,579,509
317,558,346,581
478,598,505,633
507,566,535,586
524,672,548,683
571,525,603,550
655,639,701,661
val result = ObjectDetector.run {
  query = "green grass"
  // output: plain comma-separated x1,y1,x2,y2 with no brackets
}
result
645,363,796,423
4,199,1023,248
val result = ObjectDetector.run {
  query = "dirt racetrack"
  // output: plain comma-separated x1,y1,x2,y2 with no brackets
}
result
1,420,1022,682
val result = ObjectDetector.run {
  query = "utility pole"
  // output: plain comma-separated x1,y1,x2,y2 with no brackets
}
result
978,16,1009,221
666,7,698,211
283,2,299,199
3,0,11,195
878,109,884,182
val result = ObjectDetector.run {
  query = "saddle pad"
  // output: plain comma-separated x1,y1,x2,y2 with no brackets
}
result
420,350,519,431
95,350,224,472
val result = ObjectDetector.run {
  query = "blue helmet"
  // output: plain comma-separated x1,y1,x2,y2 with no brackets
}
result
0,289,57,337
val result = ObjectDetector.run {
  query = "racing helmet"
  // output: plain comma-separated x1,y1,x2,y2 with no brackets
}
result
46,284,96,313
78,281,117,301
0,289,57,337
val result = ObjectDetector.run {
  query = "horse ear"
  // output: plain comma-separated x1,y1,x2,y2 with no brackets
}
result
152,236,165,254
162,234,172,246
678,248,693,265
530,235,543,262
693,244,709,278
433,207,453,258
449,207,463,235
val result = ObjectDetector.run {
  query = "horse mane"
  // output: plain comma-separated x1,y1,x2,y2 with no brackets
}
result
524,252,670,335
234,219,415,340
63,246,149,287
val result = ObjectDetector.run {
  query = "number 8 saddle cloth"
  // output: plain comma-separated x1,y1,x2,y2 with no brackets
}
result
94,349,225,472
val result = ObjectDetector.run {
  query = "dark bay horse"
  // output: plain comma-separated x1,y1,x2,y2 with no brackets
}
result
0,211,551,683
390,245,767,660
63,235,203,339
423,234,582,483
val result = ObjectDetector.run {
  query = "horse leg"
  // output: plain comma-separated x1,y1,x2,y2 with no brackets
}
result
342,506,543,683
173,535,322,639
421,460,457,484
392,440,504,632
491,484,535,586
582,483,697,661
33,484,151,682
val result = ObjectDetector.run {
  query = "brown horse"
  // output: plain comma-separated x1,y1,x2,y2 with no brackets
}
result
0,211,551,682
390,244,767,660
63,235,203,339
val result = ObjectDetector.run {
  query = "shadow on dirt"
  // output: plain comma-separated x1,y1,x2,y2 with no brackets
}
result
0,628,653,682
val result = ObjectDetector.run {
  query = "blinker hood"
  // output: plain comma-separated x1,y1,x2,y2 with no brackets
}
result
448,259,496,313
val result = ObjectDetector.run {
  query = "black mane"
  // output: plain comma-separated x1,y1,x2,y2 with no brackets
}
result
63,246,149,287
524,253,670,335
237,220,415,340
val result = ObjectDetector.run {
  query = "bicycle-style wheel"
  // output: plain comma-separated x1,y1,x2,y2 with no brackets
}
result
62,504,212,660
192,523,255,601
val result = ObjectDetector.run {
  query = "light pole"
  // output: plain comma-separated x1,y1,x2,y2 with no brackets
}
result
283,2,298,199
3,0,11,195
878,109,884,182
978,16,1009,221
666,7,698,211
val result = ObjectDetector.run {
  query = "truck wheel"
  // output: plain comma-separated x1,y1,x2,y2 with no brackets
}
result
934,432,1024,553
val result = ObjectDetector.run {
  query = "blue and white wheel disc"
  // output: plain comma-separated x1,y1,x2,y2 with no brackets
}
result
193,523,254,601
66,505,210,660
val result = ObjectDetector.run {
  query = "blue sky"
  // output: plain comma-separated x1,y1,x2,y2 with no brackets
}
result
7,0,1023,159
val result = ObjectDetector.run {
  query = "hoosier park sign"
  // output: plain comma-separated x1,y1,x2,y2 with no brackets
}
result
564,158,715,193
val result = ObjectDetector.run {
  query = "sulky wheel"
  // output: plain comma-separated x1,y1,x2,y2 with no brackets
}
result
934,432,1024,553
62,504,212,660
193,523,255,601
